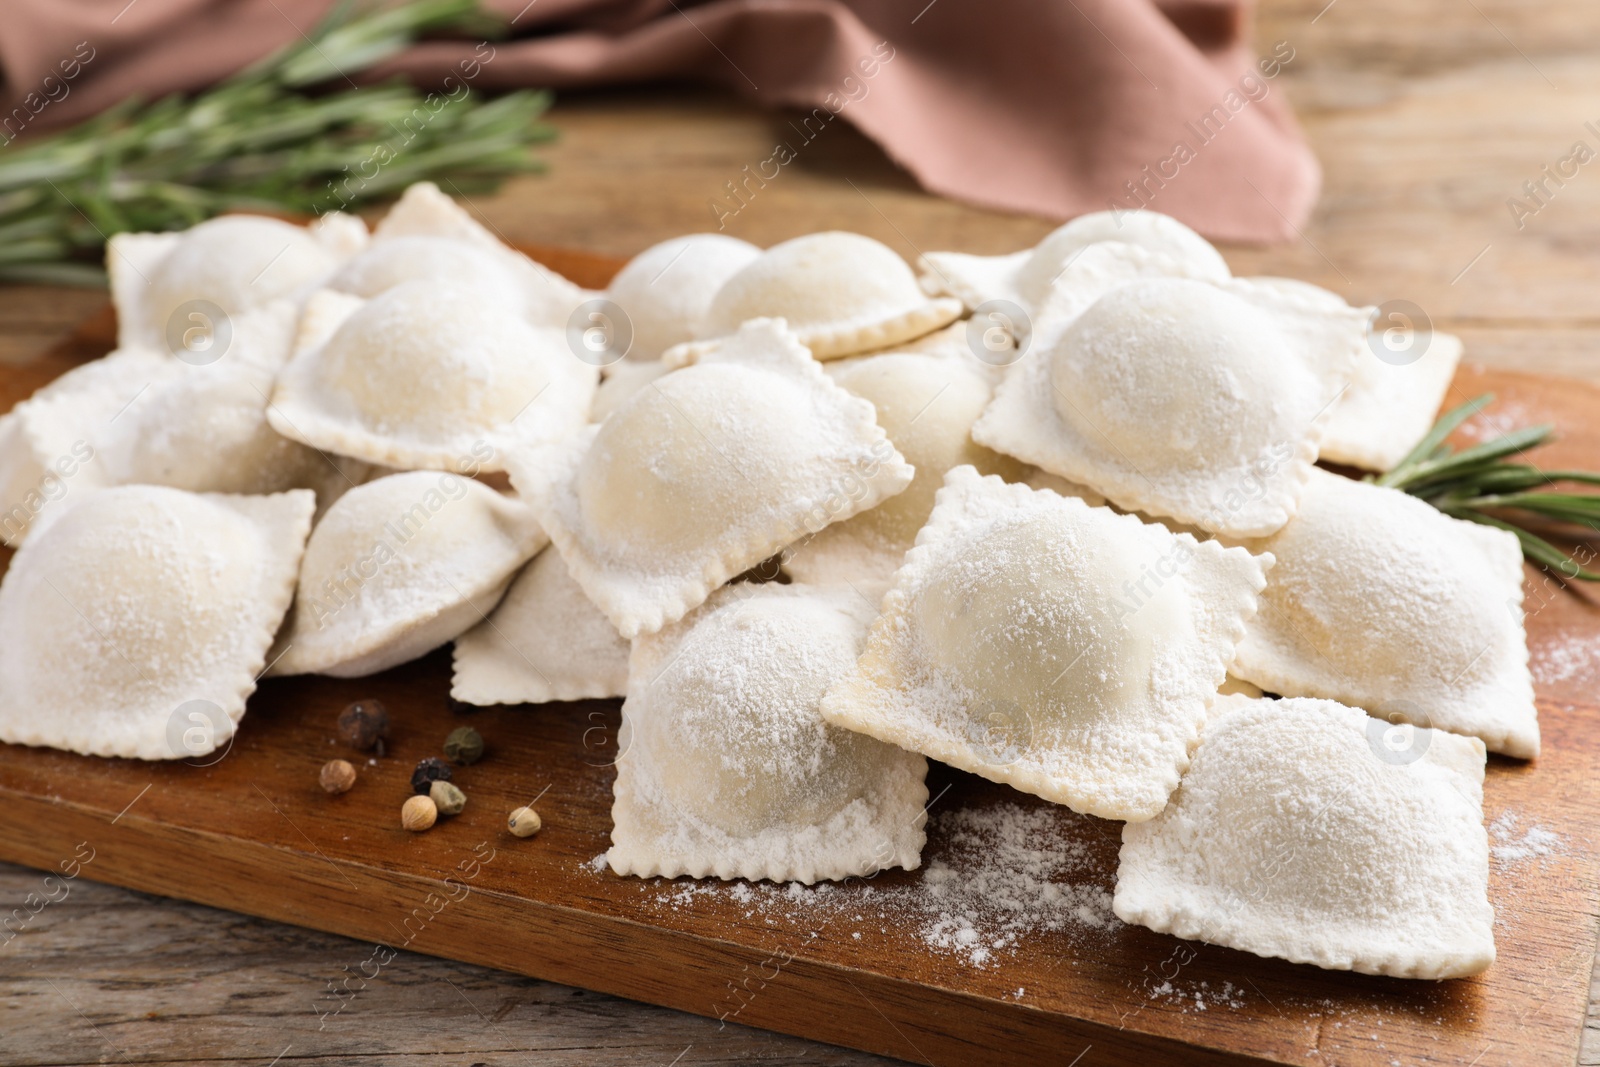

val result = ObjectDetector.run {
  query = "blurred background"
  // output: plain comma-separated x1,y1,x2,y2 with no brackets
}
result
5,0,1600,1064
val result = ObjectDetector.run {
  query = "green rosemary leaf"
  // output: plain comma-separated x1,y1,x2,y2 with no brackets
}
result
1375,393,1495,488
0,0,551,283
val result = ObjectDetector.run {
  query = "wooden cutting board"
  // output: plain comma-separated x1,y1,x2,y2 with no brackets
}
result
2,246,1598,1067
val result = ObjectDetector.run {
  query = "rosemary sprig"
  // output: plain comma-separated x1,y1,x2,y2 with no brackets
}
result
1374,393,1600,580
0,0,553,287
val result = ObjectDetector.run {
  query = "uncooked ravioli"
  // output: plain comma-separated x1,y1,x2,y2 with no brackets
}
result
1231,466,1538,758
973,274,1366,538
511,318,913,639
271,471,546,679
820,466,1270,821
671,231,961,361
607,583,928,884
0,485,313,759
1115,694,1494,979
268,280,596,472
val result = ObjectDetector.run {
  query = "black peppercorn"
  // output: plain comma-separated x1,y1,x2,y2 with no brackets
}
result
411,757,452,795
337,700,390,753
443,726,485,766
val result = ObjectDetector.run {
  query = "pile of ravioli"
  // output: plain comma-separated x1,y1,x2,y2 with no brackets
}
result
0,182,1524,982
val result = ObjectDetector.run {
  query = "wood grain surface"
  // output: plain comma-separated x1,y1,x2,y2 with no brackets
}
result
5,0,1600,1063
2,234,1600,1066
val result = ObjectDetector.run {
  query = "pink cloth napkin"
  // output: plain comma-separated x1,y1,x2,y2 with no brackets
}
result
0,0,1318,242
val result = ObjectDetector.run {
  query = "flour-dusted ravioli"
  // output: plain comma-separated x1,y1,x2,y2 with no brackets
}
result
1116,694,1494,979
674,232,962,361
512,318,913,639
608,583,928,884
785,351,1028,585
606,234,760,360
269,280,597,472
918,209,1230,317
97,301,375,506
1233,277,1457,472
0,347,167,545
327,181,591,325
272,471,546,678
821,467,1269,821
0,485,313,759
1327,328,1463,472
109,211,366,353
973,275,1365,538
1231,466,1537,758
451,547,628,706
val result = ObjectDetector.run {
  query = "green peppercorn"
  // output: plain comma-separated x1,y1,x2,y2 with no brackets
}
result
443,726,485,766
430,780,467,816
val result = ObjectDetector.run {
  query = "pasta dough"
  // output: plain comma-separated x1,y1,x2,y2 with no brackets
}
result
607,583,928,883
272,471,546,678
452,547,629,706
109,212,366,353
676,232,961,360
821,466,1270,821
512,318,913,639
269,280,597,472
1115,694,1494,979
918,209,1230,318
973,274,1365,538
785,351,1029,585
327,182,592,326
0,485,313,759
605,234,760,360
1231,466,1538,758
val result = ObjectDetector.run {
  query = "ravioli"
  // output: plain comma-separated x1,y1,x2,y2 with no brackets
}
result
785,351,1029,585
821,467,1270,821
0,485,313,759
973,275,1366,538
672,232,962,361
512,318,913,639
608,583,928,884
918,209,1230,319
606,233,760,360
269,281,597,472
1231,467,1537,758
271,471,546,678
327,181,591,325
109,212,366,354
452,547,629,706
1115,694,1494,979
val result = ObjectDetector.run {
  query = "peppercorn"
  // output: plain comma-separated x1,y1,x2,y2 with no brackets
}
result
337,700,390,754
443,726,484,766
508,806,542,838
411,757,452,795
430,780,467,816
319,759,356,794
402,795,437,832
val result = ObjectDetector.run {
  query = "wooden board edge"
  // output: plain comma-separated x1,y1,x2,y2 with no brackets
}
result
4,786,1285,1067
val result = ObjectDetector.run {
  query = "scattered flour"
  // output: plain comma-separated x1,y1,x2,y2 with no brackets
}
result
1489,810,1562,864
1529,632,1600,687
598,799,1120,968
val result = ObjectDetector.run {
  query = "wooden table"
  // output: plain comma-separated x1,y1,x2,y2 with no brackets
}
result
6,0,1600,1063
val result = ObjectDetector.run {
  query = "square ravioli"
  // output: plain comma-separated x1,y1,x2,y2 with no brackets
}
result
972,274,1367,538
510,318,914,639
451,547,630,706
269,280,597,473
1323,328,1464,472
820,466,1271,821
109,211,366,354
1115,694,1494,979
607,583,928,884
1231,466,1538,758
0,485,313,759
